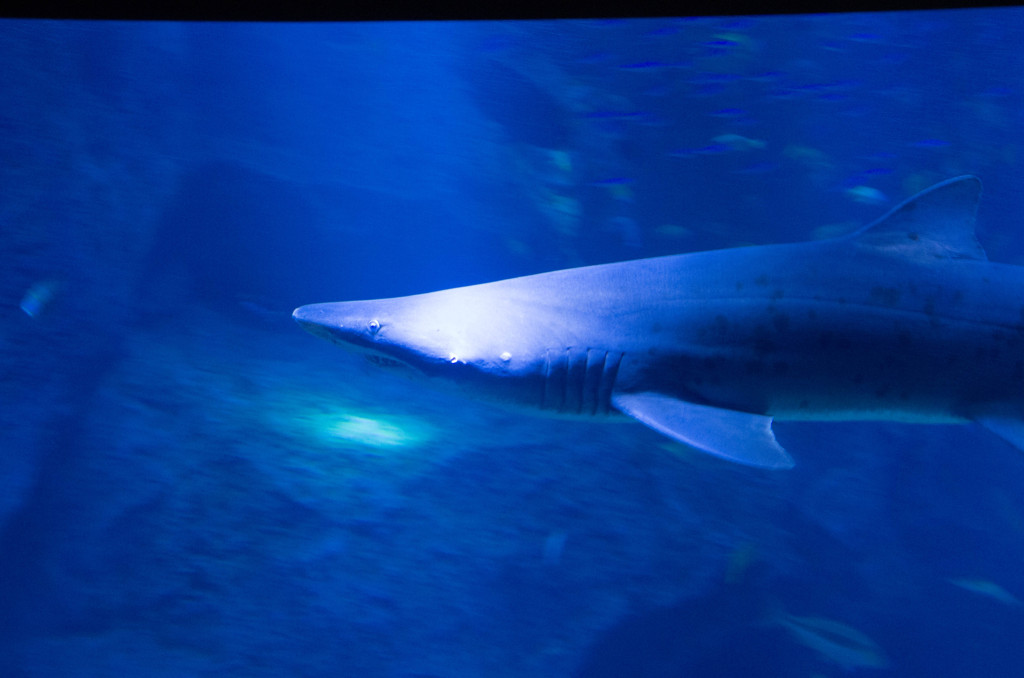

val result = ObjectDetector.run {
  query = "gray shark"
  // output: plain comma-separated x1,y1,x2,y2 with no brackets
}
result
294,176,1024,469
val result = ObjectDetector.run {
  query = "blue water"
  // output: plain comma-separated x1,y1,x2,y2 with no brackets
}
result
2,11,1024,677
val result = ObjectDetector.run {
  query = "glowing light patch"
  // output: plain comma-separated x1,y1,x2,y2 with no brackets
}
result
280,398,433,451
328,415,417,447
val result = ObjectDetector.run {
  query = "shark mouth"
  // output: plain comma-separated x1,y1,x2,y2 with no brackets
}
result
364,353,410,370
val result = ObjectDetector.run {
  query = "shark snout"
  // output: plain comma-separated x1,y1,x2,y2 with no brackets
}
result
292,303,339,343
293,300,427,374
292,302,377,350
293,301,395,354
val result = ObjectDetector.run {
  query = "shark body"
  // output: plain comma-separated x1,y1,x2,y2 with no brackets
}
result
294,176,1024,468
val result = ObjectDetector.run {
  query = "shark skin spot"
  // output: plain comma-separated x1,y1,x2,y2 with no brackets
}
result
703,355,725,371
771,288,785,300
907,231,920,241
699,315,730,343
869,285,901,306
754,274,770,287
696,315,729,342
772,311,790,333
735,281,745,291
751,325,775,354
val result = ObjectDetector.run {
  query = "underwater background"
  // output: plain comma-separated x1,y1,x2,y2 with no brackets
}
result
2,10,1024,677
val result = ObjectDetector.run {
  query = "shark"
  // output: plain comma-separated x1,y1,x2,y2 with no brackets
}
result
294,175,1024,469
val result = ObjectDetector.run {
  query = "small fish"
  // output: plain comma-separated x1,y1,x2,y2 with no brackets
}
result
845,185,889,206
545,149,573,174
783,145,831,168
778,611,890,671
609,184,634,203
688,72,744,85
710,107,747,118
584,110,651,121
733,161,779,175
654,223,693,239
588,177,635,187
709,32,752,49
766,88,807,101
618,60,668,71
19,279,62,318
842,168,894,189
711,134,766,151
668,143,732,158
948,577,1022,606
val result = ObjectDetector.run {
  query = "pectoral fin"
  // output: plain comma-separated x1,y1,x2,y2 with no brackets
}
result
612,392,794,469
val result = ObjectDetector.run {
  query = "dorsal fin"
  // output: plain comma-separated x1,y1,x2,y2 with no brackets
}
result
848,175,986,261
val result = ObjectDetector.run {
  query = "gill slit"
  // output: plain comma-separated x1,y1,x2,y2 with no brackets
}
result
543,348,624,415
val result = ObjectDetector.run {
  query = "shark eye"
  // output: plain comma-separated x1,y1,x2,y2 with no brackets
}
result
368,319,381,334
